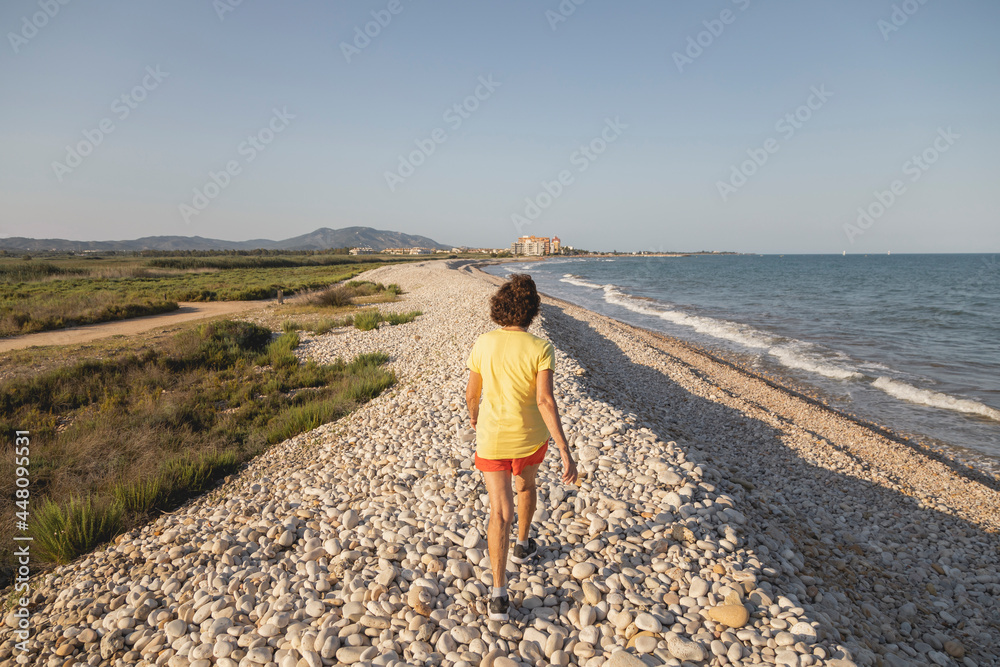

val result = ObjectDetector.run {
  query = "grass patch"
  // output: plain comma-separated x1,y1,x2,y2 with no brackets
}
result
383,311,421,325
353,309,422,331
0,255,409,337
0,319,394,566
353,310,383,331
0,296,178,337
31,495,123,564
308,280,402,308
311,316,354,335
281,320,304,333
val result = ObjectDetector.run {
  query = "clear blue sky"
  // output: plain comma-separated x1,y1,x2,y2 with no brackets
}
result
1,0,997,253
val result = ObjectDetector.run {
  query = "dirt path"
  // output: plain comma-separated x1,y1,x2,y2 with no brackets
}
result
0,301,268,353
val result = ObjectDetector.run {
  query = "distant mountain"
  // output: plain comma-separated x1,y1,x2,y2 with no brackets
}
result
271,227,448,251
0,227,451,253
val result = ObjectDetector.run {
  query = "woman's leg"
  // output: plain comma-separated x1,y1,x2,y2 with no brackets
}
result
514,463,541,542
482,470,514,587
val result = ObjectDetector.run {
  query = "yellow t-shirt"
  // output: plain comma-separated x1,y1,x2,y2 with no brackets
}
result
467,329,555,459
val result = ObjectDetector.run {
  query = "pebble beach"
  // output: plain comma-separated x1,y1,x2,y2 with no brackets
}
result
4,259,999,667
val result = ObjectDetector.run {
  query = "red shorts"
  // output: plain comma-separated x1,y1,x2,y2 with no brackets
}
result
475,441,548,476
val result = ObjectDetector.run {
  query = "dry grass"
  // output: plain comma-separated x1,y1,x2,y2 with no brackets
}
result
0,320,394,567
0,256,398,337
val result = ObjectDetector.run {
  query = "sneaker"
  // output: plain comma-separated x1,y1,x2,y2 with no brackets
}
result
510,538,538,564
488,595,509,621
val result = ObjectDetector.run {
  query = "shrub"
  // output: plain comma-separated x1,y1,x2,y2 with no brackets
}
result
281,320,304,333
1,320,393,565
31,495,123,564
311,316,353,335
263,332,300,368
383,310,421,325
353,310,382,331
112,478,164,514
265,401,347,444
309,285,354,307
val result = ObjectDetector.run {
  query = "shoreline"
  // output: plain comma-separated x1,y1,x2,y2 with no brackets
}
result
542,287,1000,493
473,260,1000,483
3,260,997,667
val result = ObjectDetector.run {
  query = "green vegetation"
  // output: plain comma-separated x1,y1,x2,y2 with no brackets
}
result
310,316,354,335
383,311,421,325
31,495,124,566
0,254,409,337
353,310,384,331
0,320,394,564
308,280,402,308
353,309,422,331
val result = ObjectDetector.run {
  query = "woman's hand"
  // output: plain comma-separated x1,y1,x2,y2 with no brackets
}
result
560,447,578,484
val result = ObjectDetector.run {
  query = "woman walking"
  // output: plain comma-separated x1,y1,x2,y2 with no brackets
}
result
465,274,577,621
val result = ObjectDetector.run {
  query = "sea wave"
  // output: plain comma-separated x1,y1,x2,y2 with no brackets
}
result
558,272,999,422
600,285,863,380
560,274,606,290
872,377,1000,422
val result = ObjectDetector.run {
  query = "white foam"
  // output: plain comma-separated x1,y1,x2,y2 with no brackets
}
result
560,274,606,290
601,286,863,380
769,345,863,381
872,377,1000,422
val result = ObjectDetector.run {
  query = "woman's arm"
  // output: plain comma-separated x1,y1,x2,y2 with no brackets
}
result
536,369,578,483
466,370,482,430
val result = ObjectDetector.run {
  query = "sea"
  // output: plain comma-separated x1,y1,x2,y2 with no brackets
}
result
483,254,1000,470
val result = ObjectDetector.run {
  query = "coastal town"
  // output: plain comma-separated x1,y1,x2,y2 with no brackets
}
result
348,236,568,257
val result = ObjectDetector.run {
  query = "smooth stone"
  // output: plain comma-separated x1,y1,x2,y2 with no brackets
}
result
776,649,799,666
667,635,705,662
774,631,795,646
494,658,519,667
572,562,596,580
582,581,602,605
607,650,647,667
634,635,658,654
452,626,479,644
246,647,273,664
343,601,367,622
164,619,187,638
688,577,709,598
634,612,661,633
789,621,817,643
336,646,371,663
708,604,749,628
523,627,547,646
519,639,544,663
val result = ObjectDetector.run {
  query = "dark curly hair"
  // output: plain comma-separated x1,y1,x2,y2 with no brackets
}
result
490,274,540,328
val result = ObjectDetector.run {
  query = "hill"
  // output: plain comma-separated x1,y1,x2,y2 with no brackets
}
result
0,226,450,253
